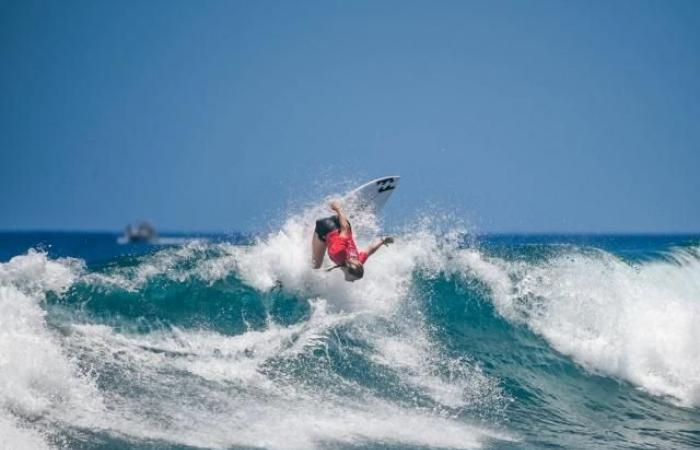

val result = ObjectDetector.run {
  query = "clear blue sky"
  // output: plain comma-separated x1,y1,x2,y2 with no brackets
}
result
1,0,698,233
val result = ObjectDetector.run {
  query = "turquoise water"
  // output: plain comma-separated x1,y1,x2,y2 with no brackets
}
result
1,224,699,449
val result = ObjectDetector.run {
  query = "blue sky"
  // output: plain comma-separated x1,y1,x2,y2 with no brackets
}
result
1,0,698,233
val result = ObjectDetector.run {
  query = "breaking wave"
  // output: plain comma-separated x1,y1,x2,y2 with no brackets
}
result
0,209,698,449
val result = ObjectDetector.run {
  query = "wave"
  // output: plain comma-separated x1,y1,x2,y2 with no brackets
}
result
0,250,103,449
483,245,700,407
225,206,700,408
1,246,510,449
1,209,699,449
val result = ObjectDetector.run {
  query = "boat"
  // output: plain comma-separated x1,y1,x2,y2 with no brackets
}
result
118,221,158,244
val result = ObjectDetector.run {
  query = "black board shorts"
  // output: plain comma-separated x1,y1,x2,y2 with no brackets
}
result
314,215,351,242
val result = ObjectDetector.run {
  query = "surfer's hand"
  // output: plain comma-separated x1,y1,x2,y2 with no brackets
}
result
329,200,342,212
366,236,393,257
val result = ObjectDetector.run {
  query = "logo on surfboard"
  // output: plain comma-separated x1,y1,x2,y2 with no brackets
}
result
376,178,397,193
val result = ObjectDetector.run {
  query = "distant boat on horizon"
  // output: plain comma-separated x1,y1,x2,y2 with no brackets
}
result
118,221,158,244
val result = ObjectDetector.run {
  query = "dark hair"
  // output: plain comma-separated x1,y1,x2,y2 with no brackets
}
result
346,261,364,279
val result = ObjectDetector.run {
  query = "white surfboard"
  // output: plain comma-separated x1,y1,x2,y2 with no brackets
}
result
343,176,400,213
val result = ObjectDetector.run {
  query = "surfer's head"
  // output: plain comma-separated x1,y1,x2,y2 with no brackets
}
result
342,259,364,281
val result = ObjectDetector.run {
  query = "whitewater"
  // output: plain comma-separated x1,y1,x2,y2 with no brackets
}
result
0,206,699,449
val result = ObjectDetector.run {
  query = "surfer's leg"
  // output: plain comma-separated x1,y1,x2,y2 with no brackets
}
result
311,232,326,269
312,217,339,268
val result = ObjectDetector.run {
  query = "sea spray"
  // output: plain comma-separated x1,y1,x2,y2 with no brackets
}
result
0,225,698,449
481,246,700,407
0,251,103,449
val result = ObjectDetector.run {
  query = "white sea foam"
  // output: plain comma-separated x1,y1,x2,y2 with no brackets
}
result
0,207,508,449
84,240,214,290
61,298,509,450
6,217,696,450
0,251,103,449
0,413,52,450
456,245,700,407
231,204,467,316
371,330,501,410
25,203,505,449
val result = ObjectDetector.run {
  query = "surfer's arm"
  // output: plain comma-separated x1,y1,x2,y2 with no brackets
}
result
365,237,394,257
330,201,351,237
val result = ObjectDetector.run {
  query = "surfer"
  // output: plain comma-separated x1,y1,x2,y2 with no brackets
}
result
312,200,394,281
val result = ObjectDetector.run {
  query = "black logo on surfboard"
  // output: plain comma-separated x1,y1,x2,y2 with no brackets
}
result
376,178,396,193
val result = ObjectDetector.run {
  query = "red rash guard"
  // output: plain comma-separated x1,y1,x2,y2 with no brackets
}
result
326,229,368,266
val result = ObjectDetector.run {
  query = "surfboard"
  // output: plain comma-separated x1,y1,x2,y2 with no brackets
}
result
343,176,400,213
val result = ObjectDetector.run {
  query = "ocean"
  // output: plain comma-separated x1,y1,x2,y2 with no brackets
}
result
1,209,699,449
